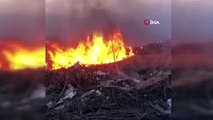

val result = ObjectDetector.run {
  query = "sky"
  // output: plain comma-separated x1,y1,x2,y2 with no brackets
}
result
46,0,171,47
0,0,212,46
0,0,44,45
172,0,213,44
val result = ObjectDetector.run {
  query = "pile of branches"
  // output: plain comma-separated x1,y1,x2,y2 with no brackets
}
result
46,64,171,120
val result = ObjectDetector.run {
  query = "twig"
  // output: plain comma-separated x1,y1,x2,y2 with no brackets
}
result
102,85,132,91
57,79,68,99
149,102,171,114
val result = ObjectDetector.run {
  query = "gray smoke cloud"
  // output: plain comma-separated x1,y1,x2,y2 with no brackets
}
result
172,0,213,44
46,0,171,47
0,0,44,45
1,0,212,46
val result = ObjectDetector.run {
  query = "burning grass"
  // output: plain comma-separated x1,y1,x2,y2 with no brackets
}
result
0,41,45,71
47,32,134,70
46,34,172,119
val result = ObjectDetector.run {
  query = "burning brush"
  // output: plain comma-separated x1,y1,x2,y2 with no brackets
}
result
0,41,45,71
46,31,171,119
47,31,134,70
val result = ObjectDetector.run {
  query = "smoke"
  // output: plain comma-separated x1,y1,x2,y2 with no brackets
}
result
46,0,171,47
0,0,45,45
0,0,171,46
172,0,213,44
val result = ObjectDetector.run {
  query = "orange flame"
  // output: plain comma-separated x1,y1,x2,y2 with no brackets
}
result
47,32,134,70
0,42,45,71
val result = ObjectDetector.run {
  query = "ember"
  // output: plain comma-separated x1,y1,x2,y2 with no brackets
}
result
47,32,134,70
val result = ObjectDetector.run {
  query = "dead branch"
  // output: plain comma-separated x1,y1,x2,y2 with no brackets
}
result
116,71,140,83
110,40,120,74
110,40,141,83
149,102,171,114
102,85,133,91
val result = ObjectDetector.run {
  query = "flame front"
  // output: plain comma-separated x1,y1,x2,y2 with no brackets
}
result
48,32,134,70
0,42,45,70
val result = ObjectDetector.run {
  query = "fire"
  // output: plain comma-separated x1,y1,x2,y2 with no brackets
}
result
0,42,45,70
48,32,134,70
